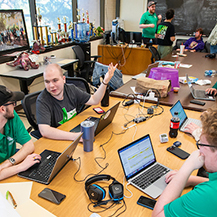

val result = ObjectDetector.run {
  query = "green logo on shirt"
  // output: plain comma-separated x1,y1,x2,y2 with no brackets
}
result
58,108,77,125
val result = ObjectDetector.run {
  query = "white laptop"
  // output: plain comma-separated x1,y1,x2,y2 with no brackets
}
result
118,134,171,199
170,100,202,132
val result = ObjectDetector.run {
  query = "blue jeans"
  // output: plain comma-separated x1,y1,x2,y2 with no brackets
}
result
210,45,217,54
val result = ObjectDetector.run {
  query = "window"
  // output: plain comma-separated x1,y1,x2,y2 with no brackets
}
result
0,0,33,44
77,0,100,28
35,0,73,33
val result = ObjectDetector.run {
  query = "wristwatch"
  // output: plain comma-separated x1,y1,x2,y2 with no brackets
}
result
8,157,16,165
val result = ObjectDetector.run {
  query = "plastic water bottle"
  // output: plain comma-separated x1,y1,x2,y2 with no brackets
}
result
169,112,180,138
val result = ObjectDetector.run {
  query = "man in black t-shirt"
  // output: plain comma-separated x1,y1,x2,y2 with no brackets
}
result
36,63,117,141
155,9,175,58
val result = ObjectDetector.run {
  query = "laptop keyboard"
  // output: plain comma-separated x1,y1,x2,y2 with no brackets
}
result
29,152,60,181
194,89,207,98
131,164,170,190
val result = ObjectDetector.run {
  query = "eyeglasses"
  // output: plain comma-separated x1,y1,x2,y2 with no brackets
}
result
3,101,17,107
196,140,217,149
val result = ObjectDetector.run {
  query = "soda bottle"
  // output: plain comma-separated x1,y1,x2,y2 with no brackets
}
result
169,111,180,138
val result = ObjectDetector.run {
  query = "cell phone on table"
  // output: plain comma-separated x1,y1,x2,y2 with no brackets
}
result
167,146,190,160
93,107,105,114
38,188,66,204
137,196,157,210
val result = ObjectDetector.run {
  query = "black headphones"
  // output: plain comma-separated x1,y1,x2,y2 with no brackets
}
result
85,174,124,206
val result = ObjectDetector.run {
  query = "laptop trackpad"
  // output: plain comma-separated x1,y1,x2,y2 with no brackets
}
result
145,176,167,199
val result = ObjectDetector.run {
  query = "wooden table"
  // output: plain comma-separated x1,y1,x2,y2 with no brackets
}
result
110,52,217,112
0,98,200,217
98,44,155,75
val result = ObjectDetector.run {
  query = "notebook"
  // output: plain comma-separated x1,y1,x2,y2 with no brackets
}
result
18,133,82,185
70,102,120,136
118,134,171,199
170,100,202,132
186,74,215,101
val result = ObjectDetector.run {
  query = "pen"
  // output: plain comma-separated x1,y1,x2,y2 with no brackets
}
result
6,190,17,208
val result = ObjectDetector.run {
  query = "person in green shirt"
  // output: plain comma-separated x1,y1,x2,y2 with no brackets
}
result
139,1,162,44
152,108,217,217
0,85,41,180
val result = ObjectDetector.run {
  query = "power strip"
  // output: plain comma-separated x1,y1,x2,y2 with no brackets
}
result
133,117,147,123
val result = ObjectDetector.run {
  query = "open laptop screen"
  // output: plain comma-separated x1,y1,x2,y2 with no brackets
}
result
170,100,187,127
118,135,156,180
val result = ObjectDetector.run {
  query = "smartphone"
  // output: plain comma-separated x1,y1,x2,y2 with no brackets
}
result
167,146,190,160
38,188,66,204
93,107,105,114
137,196,156,210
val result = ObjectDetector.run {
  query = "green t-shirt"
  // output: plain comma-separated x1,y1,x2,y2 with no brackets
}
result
212,82,217,89
164,172,217,217
139,11,158,38
0,111,31,163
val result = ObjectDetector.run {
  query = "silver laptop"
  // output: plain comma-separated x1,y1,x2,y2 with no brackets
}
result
118,134,171,199
170,100,202,132
186,74,215,101
18,133,82,184
70,102,120,136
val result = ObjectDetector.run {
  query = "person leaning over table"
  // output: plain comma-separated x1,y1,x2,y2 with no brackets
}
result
36,62,117,141
139,1,162,44
0,85,41,180
155,8,175,58
152,108,217,217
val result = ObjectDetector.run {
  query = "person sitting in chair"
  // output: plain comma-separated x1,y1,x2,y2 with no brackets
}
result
0,85,41,180
36,63,117,141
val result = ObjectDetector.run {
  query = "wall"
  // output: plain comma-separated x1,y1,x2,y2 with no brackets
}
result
0,39,103,93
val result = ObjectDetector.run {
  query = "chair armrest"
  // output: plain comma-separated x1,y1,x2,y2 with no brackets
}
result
91,55,102,61
84,60,96,65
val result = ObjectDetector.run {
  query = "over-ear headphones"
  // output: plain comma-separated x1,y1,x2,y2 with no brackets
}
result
85,174,124,206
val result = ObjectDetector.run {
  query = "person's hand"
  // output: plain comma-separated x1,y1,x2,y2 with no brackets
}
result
149,24,155,28
165,169,178,184
184,122,200,134
190,49,196,52
19,153,41,171
103,62,118,84
158,14,162,20
184,150,205,170
205,88,217,96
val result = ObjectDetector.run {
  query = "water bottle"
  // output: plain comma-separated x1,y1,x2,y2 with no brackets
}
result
169,111,180,138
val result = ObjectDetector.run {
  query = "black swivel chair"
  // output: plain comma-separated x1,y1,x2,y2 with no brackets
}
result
65,76,91,113
72,45,101,83
148,46,161,63
172,39,187,51
21,91,42,140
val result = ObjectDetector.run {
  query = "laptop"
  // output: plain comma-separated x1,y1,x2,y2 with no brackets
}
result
70,102,120,136
186,74,215,101
18,133,82,185
170,100,202,132
118,134,171,199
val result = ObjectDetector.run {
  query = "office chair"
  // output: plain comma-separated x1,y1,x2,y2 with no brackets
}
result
148,46,161,63
21,91,42,140
72,45,101,83
65,77,91,113
172,39,187,51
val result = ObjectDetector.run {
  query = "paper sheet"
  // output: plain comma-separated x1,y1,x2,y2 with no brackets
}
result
179,63,192,68
0,182,56,217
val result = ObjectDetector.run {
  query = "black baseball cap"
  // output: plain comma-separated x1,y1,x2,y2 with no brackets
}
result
0,85,24,106
148,1,157,7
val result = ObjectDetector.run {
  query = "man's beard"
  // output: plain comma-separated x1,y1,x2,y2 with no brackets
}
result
4,107,14,120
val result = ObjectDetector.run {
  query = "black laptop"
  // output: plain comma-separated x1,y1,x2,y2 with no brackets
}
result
70,102,120,136
18,133,82,184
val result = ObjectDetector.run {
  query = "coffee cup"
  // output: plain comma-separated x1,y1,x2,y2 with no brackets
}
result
180,45,185,54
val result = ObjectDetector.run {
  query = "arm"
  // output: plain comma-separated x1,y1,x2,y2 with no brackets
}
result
152,150,205,217
157,14,162,25
170,36,175,42
0,153,41,181
86,63,117,105
184,122,202,141
139,24,155,29
38,124,82,141
0,140,34,171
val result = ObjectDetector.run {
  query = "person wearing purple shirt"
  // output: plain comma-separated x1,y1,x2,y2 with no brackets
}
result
184,28,205,52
